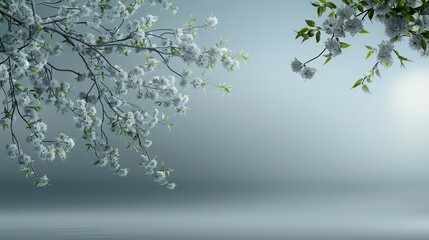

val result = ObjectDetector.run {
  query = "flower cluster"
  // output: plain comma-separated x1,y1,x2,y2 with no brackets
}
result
0,0,246,188
293,0,429,92
139,154,175,189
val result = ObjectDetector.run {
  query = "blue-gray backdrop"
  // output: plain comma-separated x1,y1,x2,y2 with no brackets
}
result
2,1,429,239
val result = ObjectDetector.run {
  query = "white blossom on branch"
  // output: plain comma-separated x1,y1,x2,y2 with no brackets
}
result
293,0,429,92
0,0,248,189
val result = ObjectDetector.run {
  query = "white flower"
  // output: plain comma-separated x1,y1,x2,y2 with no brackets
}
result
33,122,47,133
406,0,417,7
322,17,340,35
300,67,317,80
18,154,33,166
222,57,239,71
385,17,408,40
336,4,354,21
117,168,129,177
154,171,166,183
83,33,96,45
34,175,49,187
421,15,429,29
175,28,183,41
196,54,210,69
55,133,75,151
7,144,19,158
377,40,394,66
146,15,158,26
325,39,342,57
172,94,189,108
40,145,56,161
205,16,219,28
374,4,390,21
344,18,363,36
145,169,155,176
178,41,201,63
0,64,9,79
19,95,32,107
87,13,101,28
88,106,97,115
291,58,303,73
162,1,172,10
113,1,130,19
144,139,152,148
191,77,204,88
409,34,422,51
166,182,176,190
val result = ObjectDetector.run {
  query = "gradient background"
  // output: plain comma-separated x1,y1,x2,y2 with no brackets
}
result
2,1,429,239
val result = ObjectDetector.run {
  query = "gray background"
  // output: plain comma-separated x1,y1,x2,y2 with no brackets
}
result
2,1,429,239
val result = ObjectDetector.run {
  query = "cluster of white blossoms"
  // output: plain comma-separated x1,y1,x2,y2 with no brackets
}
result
3,72,75,186
139,154,175,189
0,0,247,188
293,0,429,91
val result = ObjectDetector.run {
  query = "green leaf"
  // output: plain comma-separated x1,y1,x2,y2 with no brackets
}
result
422,39,427,51
325,2,337,9
421,31,429,39
340,42,351,48
368,9,374,20
362,85,371,94
295,27,309,39
301,34,310,43
317,6,326,17
316,31,321,43
305,19,316,27
357,4,364,12
365,50,373,59
161,114,169,121
323,54,332,65
393,49,412,68
375,69,381,78
351,78,363,89
299,27,309,34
